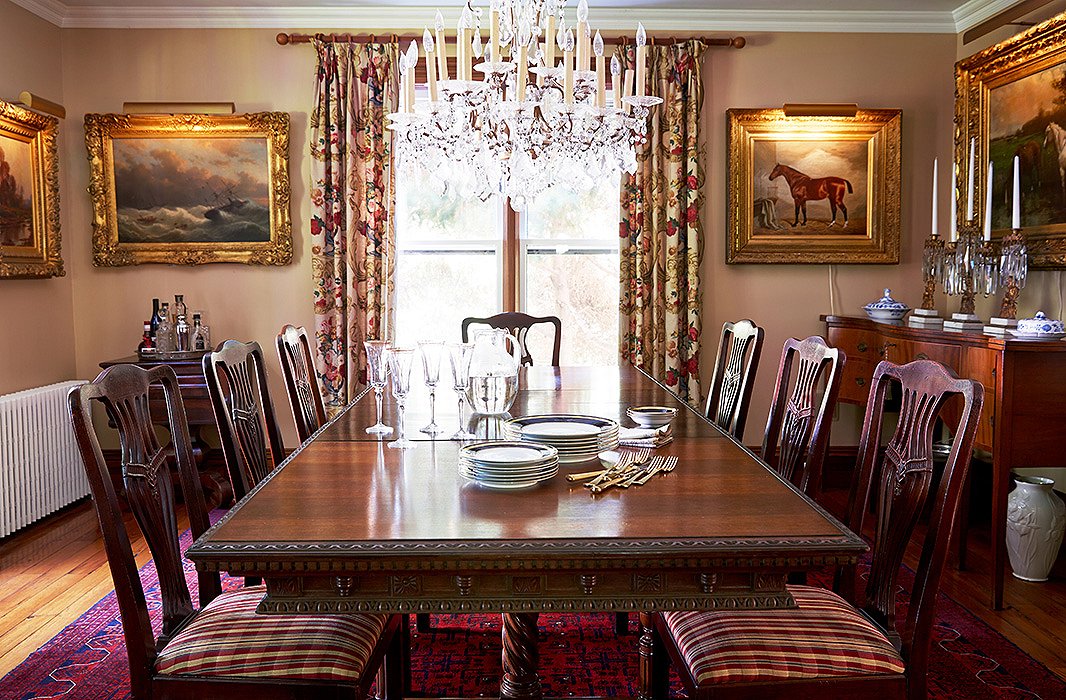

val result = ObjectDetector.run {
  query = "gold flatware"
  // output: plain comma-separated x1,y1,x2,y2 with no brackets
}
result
634,455,678,485
582,448,650,488
589,456,662,494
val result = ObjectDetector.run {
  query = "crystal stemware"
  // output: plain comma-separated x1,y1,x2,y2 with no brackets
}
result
448,342,476,440
418,341,446,436
388,347,417,449
364,340,393,435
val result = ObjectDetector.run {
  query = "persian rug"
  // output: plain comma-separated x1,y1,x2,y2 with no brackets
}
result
2,529,1065,699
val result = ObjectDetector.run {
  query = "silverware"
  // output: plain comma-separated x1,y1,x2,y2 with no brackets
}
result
583,448,650,488
634,456,678,485
619,457,663,488
589,455,661,493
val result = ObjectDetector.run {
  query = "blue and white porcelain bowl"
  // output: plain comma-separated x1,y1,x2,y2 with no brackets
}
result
1012,311,1066,340
863,288,910,322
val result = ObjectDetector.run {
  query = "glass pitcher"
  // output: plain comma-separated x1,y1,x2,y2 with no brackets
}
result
467,328,522,415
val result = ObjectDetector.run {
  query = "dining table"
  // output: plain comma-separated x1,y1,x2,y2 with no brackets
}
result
186,364,866,700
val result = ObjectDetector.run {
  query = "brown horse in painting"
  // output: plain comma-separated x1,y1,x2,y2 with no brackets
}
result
769,163,853,227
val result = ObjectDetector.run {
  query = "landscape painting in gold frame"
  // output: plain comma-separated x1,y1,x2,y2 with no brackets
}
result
727,108,901,264
85,111,291,266
957,11,1066,269
0,99,63,279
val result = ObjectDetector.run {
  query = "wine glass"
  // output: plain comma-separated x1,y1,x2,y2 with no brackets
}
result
364,340,393,435
448,342,476,440
388,347,417,449
418,341,446,436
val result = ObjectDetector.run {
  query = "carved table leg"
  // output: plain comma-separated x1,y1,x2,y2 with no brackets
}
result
501,612,541,700
638,612,669,700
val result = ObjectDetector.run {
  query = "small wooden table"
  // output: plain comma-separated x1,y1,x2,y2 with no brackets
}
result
822,315,1066,610
187,365,865,700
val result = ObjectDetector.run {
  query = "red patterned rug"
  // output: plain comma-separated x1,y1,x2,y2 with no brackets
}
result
2,529,1064,699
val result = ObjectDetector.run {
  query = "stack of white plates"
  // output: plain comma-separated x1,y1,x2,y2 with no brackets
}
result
502,414,620,463
458,441,559,489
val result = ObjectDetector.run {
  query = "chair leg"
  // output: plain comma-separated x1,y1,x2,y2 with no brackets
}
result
637,612,669,700
381,615,406,700
415,613,431,632
615,611,629,635
955,469,972,571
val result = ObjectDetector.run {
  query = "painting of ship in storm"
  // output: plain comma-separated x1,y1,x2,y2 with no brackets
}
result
113,137,270,244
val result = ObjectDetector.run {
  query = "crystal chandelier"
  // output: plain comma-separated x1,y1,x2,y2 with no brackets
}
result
387,0,663,210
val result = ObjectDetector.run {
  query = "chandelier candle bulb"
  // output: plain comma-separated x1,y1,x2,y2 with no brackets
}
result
434,10,449,81
594,31,606,108
423,29,439,102
931,157,939,237
563,29,575,105
1013,155,1021,229
985,161,993,241
636,23,648,98
577,0,590,70
611,55,622,108
967,136,976,220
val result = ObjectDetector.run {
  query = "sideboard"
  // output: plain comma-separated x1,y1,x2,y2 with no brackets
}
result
99,353,230,508
822,315,1066,610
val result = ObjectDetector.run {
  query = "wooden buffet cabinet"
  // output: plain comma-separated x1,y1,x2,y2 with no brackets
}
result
823,315,1066,609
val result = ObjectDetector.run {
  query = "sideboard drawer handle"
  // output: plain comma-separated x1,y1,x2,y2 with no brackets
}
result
855,377,866,387
857,342,868,353
916,352,929,361
879,342,896,358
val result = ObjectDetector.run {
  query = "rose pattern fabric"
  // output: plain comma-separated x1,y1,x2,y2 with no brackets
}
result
310,41,398,414
617,40,706,405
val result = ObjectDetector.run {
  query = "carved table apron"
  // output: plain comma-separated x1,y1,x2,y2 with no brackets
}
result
187,365,865,700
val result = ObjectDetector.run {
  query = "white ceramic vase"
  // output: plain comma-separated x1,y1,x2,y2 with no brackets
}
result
1006,475,1066,582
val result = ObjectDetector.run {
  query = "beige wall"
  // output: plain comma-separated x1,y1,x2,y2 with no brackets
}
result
702,32,958,444
0,1,77,395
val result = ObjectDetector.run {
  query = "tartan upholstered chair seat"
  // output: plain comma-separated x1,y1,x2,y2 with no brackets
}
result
661,585,905,685
155,585,388,682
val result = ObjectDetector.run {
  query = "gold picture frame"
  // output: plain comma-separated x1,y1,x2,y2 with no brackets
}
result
956,12,1066,269
727,108,901,264
0,99,63,279
85,111,292,266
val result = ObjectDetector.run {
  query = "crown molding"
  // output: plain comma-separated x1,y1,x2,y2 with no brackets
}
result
2,1,1012,34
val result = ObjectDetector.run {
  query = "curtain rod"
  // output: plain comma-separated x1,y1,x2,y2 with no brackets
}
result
275,32,745,48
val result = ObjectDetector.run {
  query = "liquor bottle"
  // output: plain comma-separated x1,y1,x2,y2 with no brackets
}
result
149,299,161,341
175,314,191,352
190,312,211,352
174,294,188,321
156,304,175,353
138,321,155,354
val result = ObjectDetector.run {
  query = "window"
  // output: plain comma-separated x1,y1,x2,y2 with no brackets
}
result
394,170,620,366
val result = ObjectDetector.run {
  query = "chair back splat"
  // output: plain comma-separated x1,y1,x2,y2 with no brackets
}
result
761,335,844,497
705,319,764,439
462,312,562,366
203,340,285,501
277,324,328,443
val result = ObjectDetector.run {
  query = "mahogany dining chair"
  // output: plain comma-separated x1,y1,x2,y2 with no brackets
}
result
277,324,328,443
642,359,983,700
704,319,764,440
203,340,286,502
68,364,404,700
761,335,844,500
462,311,562,366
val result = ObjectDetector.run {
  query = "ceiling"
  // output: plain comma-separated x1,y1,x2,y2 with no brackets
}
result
6,0,1024,33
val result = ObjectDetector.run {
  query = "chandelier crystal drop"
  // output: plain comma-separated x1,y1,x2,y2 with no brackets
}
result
388,0,662,210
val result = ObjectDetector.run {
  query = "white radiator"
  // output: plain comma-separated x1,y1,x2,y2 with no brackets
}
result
0,380,89,538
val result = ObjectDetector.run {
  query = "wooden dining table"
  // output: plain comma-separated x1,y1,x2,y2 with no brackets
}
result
186,364,866,700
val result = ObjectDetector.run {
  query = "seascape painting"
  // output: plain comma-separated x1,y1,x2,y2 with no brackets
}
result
988,61,1066,231
112,137,270,244
751,139,868,236
0,135,35,248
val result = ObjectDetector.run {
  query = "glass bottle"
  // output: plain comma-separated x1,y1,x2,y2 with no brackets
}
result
175,313,190,352
149,298,161,341
138,321,155,354
156,303,175,353
174,294,188,320
190,312,211,352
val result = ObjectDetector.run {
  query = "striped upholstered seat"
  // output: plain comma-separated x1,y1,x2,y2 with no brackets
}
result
662,584,905,686
155,586,388,681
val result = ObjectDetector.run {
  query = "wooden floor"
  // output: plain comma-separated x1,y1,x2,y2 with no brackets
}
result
1,490,1064,683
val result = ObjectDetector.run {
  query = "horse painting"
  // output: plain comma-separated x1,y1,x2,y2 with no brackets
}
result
1044,122,1066,205
768,163,853,227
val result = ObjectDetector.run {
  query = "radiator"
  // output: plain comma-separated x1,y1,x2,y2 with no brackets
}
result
0,380,89,538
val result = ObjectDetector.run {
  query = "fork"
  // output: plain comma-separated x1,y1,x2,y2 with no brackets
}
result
589,456,662,493
634,456,677,485
580,448,650,487
619,457,665,488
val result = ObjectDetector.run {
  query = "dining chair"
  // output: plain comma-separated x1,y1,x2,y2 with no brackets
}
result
277,324,328,443
704,319,764,440
203,340,285,502
462,312,562,366
640,359,983,700
68,364,404,700
761,335,844,500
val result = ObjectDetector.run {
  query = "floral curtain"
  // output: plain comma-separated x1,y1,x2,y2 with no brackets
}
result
310,40,398,413
617,40,706,406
